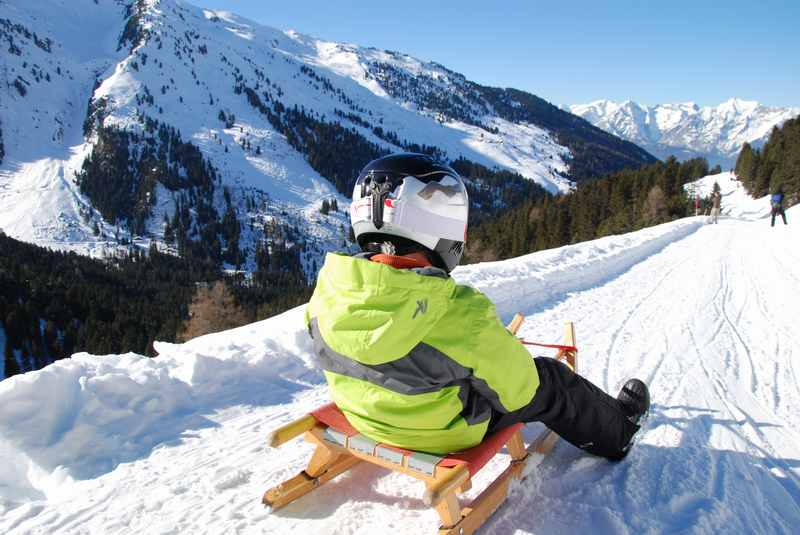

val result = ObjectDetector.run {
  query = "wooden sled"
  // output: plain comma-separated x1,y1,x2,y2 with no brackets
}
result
262,315,577,534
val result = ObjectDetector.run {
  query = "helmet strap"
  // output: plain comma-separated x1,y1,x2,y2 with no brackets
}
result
369,179,393,230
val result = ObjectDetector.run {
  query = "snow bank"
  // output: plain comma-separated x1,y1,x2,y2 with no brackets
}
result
0,306,320,502
152,305,319,394
0,353,185,502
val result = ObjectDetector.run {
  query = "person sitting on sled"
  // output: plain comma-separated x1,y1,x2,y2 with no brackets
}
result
305,153,650,460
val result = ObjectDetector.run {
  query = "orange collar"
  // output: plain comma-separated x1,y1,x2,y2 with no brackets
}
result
370,254,431,270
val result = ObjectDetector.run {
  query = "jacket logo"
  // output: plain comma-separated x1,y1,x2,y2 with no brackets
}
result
413,299,428,319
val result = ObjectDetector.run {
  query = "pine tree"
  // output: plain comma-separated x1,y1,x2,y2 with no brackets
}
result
735,142,759,191
4,343,21,378
465,158,707,263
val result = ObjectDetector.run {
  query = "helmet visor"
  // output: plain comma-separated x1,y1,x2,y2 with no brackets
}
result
351,174,467,242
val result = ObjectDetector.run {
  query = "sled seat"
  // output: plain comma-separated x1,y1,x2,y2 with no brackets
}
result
310,402,525,478
262,316,577,535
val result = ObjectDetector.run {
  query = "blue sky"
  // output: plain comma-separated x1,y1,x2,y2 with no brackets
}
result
197,0,799,107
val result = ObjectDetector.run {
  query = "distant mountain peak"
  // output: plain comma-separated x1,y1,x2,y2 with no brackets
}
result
570,98,800,168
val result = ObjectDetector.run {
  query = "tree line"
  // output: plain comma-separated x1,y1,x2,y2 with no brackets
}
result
735,116,800,202
465,157,711,262
0,232,311,380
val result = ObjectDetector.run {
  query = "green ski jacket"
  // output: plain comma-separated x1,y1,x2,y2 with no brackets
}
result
305,252,540,454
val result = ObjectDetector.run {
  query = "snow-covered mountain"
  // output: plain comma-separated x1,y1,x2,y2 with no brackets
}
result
569,98,800,170
0,0,654,275
1,174,798,533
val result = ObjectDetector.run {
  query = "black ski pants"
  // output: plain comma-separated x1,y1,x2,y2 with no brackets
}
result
771,205,787,226
488,357,639,460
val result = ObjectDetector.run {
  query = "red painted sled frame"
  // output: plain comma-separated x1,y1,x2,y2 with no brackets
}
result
262,315,577,534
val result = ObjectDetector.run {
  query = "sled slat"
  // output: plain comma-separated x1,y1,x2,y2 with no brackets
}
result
533,429,560,455
507,313,525,335
423,464,470,506
438,449,528,534
561,321,577,371
438,474,514,535
262,453,361,509
267,414,318,448
305,443,340,478
506,429,527,460
435,491,463,529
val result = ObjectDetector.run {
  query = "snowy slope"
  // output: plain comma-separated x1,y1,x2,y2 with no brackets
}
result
2,180,799,534
686,171,772,221
569,99,800,169
1,0,593,270
0,0,130,253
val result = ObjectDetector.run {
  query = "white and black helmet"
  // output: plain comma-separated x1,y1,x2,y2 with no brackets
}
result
350,153,469,272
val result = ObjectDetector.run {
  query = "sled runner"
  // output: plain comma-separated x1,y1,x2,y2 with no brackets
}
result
262,315,577,535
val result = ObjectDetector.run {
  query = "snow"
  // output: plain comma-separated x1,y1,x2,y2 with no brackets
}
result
1,0,571,270
2,176,799,533
570,99,800,169
686,171,771,221
0,0,127,251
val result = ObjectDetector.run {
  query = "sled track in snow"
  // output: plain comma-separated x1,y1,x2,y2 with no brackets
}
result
716,259,757,393
455,220,705,323
746,254,800,409
601,255,691,392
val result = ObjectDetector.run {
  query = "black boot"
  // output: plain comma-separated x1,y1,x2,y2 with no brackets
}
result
618,379,650,424
616,379,650,457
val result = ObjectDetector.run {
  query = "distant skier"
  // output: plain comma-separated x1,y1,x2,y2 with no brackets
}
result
770,186,788,226
710,188,722,224
305,153,650,461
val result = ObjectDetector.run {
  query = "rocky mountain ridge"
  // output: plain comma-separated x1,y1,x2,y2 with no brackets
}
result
570,98,799,169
